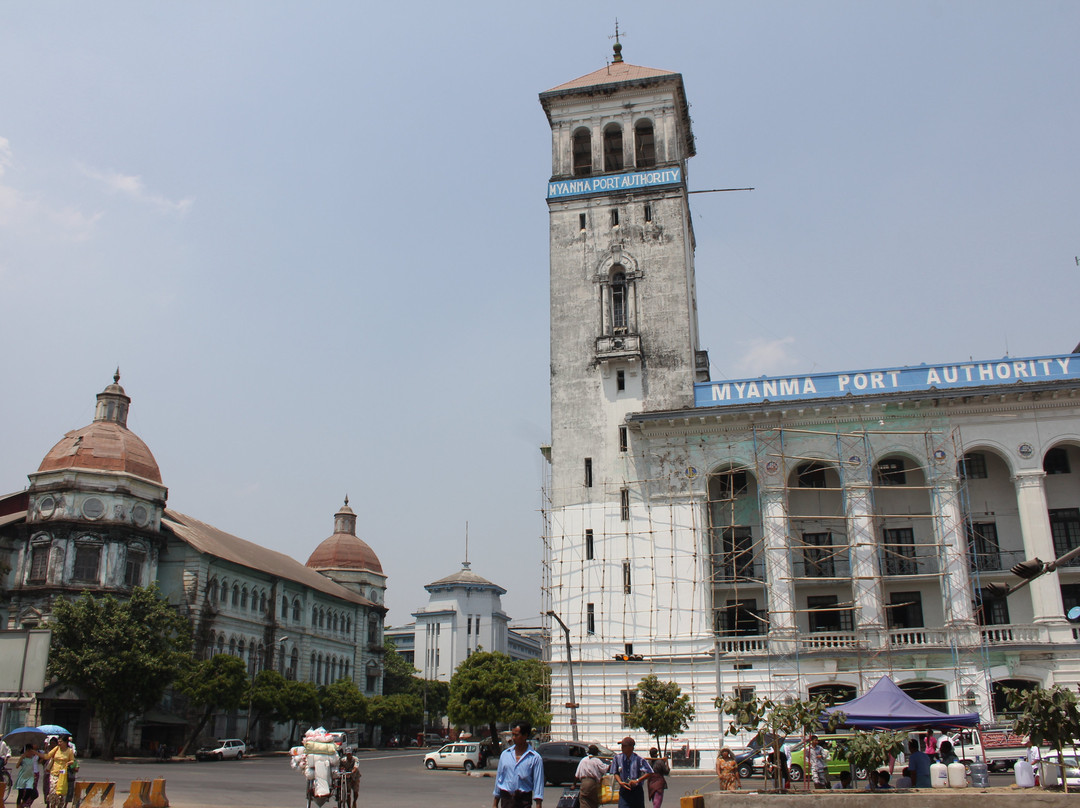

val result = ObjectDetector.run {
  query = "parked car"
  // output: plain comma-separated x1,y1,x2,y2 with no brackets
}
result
787,734,867,782
537,741,614,786
424,742,482,771
195,738,246,761
423,732,445,746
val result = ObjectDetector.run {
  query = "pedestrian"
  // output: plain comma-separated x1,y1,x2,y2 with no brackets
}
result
338,748,361,808
609,737,653,808
938,740,958,766
43,735,75,808
831,770,853,790
806,735,829,789
715,747,740,791
907,738,931,788
575,745,609,808
492,720,544,808
14,743,44,808
1028,743,1041,785
923,731,938,759
645,751,668,808
894,766,914,789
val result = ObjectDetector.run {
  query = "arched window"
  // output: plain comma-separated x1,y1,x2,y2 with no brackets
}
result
611,271,628,331
368,614,380,644
346,617,352,634
238,638,245,659
312,606,318,626
572,127,592,177
259,591,266,613
220,579,229,604
229,638,237,656
217,636,225,655
207,631,216,658
293,598,301,622
240,587,248,609
281,595,289,618
208,578,219,602
343,660,349,679
603,124,623,172
257,643,265,672
232,585,240,607
310,652,316,682
290,648,299,680
634,120,656,168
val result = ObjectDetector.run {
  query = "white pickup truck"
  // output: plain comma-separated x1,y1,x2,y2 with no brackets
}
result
978,727,1030,772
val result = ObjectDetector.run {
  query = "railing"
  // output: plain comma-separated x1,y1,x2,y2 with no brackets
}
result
882,553,939,576
981,625,1043,644
792,558,852,578
710,555,765,583
716,635,769,654
888,628,949,648
968,548,1026,573
799,632,860,650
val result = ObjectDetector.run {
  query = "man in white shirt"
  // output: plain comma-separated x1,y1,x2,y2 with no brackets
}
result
575,745,610,808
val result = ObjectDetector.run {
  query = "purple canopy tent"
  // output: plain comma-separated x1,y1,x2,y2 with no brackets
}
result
823,676,980,730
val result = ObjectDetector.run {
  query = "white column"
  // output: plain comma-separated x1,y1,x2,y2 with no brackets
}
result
845,483,885,632
1013,470,1065,623
932,476,975,626
760,487,795,636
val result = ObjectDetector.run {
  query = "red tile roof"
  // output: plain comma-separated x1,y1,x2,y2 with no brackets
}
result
544,62,678,94
38,421,162,483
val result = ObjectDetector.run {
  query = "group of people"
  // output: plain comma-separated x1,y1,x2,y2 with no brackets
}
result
6,734,77,808
492,722,669,808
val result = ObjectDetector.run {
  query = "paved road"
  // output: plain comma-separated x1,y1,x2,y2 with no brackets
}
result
67,751,1019,808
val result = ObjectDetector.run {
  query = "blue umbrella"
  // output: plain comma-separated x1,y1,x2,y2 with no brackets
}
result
4,726,46,750
36,724,72,737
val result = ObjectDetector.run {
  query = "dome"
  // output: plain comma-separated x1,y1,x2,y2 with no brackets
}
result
38,420,162,483
305,499,383,573
306,533,383,573
36,372,162,483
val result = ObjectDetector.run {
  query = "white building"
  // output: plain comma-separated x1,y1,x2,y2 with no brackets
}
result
387,562,541,682
539,43,1080,756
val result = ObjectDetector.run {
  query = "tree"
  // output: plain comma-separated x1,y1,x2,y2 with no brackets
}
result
1006,684,1080,792
176,654,248,754
626,675,694,754
448,651,550,744
368,692,423,738
280,680,321,744
321,678,368,726
248,669,288,744
48,584,193,759
841,731,906,787
382,638,419,695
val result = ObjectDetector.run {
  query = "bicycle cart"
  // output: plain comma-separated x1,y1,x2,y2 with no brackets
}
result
305,768,350,808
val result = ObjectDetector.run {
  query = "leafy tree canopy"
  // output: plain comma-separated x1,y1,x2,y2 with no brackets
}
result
627,674,694,753
321,678,368,725
382,637,419,695
1007,684,1080,792
48,584,192,759
177,653,248,753
280,679,322,743
369,692,423,734
448,651,550,743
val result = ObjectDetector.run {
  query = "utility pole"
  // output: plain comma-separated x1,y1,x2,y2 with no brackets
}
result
546,611,579,741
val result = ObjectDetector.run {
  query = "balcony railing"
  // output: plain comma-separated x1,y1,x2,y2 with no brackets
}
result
710,554,765,583
800,632,861,650
968,548,1026,573
888,628,949,648
882,553,939,576
792,558,852,579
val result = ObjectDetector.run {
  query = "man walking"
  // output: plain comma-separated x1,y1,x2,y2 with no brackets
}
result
609,737,653,808
493,721,545,808
575,744,609,808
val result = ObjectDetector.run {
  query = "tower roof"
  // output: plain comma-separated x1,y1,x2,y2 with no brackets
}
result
425,562,506,595
543,61,679,94
305,498,383,574
36,372,162,484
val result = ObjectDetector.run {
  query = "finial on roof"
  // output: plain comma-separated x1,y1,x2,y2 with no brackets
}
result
344,494,349,507
612,19,624,63
114,367,121,384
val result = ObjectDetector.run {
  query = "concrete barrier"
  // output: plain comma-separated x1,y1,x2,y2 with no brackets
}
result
73,781,117,808
147,778,169,807
689,789,1080,808
123,780,150,808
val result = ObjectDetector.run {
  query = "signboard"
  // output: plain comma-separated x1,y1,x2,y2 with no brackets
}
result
547,167,682,199
694,354,1080,408
0,629,52,692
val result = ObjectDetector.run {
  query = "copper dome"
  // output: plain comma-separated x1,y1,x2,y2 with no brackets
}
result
38,421,162,484
306,533,383,573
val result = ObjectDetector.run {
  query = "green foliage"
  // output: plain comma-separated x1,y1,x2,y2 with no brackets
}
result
249,669,288,722
177,654,248,753
1006,684,1080,792
280,679,322,743
714,692,846,790
448,652,550,742
320,678,368,725
47,585,193,759
840,731,906,782
368,692,423,734
382,638,419,695
626,674,694,754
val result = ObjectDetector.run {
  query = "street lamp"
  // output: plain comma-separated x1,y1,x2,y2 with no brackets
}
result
546,611,579,742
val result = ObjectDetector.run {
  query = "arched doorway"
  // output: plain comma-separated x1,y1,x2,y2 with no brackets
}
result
808,683,856,706
899,681,948,712
992,679,1039,717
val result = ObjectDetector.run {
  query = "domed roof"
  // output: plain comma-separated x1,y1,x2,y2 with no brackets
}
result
36,372,162,484
38,421,162,483
425,562,506,595
306,499,383,573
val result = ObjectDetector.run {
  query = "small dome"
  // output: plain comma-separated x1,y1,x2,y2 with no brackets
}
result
306,533,383,573
306,498,383,573
38,421,162,483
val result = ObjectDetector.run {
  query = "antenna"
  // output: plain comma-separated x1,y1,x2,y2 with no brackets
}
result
608,19,626,64
463,521,469,568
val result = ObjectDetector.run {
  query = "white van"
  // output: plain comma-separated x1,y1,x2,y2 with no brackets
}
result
424,742,482,771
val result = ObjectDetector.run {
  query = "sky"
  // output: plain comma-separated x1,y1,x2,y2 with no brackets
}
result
1,2,1077,627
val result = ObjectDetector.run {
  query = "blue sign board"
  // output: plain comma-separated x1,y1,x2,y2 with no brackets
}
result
694,354,1080,408
547,168,682,199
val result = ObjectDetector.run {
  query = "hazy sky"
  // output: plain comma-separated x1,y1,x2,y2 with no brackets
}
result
1,2,1076,626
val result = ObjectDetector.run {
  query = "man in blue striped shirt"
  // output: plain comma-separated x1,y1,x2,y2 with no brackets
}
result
610,737,653,808
493,720,545,808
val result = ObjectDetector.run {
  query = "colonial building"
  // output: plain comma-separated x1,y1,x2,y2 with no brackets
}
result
386,562,542,682
539,44,1080,754
0,374,387,751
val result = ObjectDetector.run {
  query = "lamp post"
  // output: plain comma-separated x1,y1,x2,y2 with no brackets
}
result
546,611,579,741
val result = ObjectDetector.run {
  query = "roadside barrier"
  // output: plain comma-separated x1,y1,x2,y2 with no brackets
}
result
74,781,117,808
147,778,169,807
123,780,151,808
